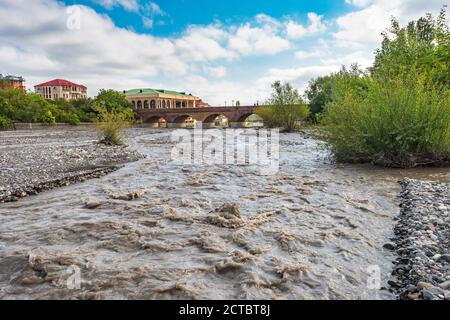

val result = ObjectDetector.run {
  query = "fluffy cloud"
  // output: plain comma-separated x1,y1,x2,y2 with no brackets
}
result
257,65,341,93
229,24,291,55
334,0,446,47
1,0,445,105
0,0,185,94
0,0,300,101
175,25,236,62
286,13,326,39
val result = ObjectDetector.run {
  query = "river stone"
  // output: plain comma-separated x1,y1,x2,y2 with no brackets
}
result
438,281,450,290
421,289,437,300
383,242,396,250
437,254,450,263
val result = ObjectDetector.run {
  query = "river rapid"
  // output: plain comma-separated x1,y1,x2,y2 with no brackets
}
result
0,128,448,300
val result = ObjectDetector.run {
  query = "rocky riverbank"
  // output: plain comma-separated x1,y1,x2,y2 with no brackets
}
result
0,130,144,202
388,178,450,300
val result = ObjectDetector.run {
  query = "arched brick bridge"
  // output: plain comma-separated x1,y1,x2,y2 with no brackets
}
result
137,105,259,128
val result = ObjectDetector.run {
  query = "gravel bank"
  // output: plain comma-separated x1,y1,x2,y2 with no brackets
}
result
0,130,144,202
388,178,450,300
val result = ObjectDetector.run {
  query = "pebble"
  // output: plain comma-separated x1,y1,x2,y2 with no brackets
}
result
383,242,396,250
388,179,450,301
0,129,144,203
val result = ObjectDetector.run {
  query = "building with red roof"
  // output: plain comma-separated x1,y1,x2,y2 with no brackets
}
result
34,79,87,101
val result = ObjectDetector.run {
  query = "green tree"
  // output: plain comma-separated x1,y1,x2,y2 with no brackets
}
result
305,64,369,120
95,89,134,113
256,81,310,131
372,7,450,88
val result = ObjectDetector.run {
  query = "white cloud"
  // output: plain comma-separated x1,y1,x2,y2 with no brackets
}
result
147,2,164,16
0,0,186,95
333,0,446,47
140,1,166,29
257,65,341,92
94,0,139,12
175,25,236,62
286,13,327,39
295,50,322,60
320,51,373,69
142,16,153,28
345,0,373,7
2,0,445,105
0,0,296,101
229,24,291,55
204,66,228,78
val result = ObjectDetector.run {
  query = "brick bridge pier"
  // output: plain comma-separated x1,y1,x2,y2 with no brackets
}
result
136,106,259,128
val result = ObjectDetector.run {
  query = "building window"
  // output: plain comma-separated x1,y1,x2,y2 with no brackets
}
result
150,100,156,109
137,101,142,109
144,100,149,109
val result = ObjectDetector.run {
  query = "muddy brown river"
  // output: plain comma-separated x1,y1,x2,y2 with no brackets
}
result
0,128,449,300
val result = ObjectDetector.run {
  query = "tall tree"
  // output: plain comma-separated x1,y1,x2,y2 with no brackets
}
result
372,7,450,87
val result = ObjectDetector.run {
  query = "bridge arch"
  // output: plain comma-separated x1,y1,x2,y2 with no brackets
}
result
232,113,263,128
202,113,229,128
169,114,195,128
145,116,167,128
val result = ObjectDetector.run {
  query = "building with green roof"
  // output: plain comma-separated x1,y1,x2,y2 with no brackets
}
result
123,88,208,110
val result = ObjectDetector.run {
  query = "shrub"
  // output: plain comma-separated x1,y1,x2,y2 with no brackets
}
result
41,110,56,125
0,115,11,129
66,114,80,126
94,106,132,145
320,75,450,167
256,104,309,131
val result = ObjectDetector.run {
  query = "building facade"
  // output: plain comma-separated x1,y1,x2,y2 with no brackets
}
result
34,79,87,100
0,74,26,91
124,88,206,110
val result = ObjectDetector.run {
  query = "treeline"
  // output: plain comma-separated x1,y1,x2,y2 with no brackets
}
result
304,8,450,167
0,89,135,129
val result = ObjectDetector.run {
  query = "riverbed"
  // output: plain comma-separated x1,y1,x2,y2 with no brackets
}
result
0,128,448,300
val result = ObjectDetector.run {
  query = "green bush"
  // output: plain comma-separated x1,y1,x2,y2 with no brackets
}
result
41,110,56,125
0,115,11,129
320,75,450,167
256,104,309,131
94,104,133,146
66,114,80,126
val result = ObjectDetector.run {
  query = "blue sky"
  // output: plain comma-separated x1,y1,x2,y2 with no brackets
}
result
0,0,446,104
63,0,349,36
